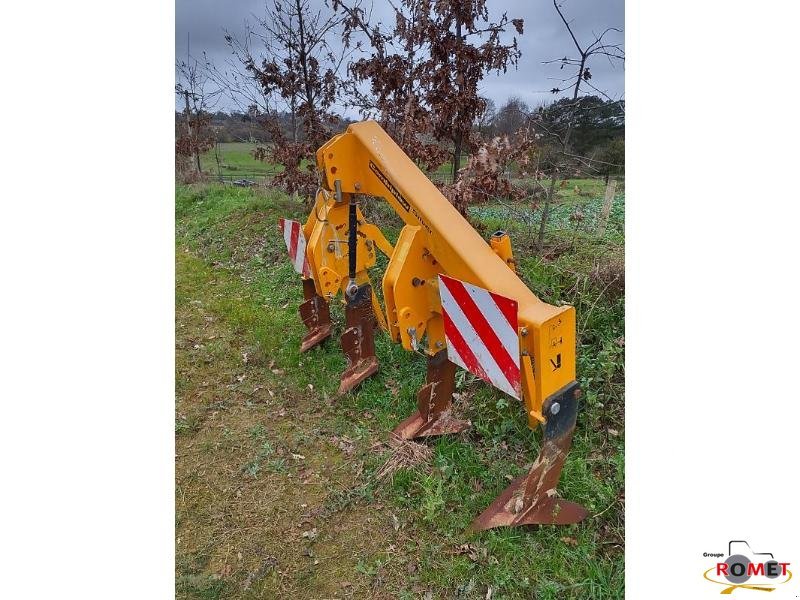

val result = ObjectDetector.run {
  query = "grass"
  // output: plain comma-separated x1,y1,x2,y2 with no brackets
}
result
175,180,624,598
200,142,281,177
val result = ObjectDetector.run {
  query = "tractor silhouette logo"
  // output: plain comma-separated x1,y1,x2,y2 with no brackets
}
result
703,540,792,594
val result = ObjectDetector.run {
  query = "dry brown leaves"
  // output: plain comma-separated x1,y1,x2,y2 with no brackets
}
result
443,129,536,216
374,436,433,482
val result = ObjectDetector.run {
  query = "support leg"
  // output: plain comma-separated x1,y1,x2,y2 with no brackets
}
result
392,349,471,439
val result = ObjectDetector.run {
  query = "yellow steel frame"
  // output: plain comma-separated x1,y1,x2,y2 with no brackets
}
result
303,121,577,428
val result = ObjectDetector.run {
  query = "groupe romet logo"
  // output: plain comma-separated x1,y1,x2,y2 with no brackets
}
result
703,540,792,593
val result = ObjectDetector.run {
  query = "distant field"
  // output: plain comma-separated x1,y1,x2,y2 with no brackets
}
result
200,142,280,177
199,144,624,210
540,177,624,203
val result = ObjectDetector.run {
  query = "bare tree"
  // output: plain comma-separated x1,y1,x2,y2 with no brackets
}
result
534,0,624,249
493,97,530,136
208,0,345,197
476,97,497,137
176,43,218,175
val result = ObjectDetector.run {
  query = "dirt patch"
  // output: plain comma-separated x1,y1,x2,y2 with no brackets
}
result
176,251,428,599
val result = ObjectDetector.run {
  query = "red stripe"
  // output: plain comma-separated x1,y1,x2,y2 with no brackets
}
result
440,276,520,391
442,309,491,384
489,290,517,330
288,220,299,262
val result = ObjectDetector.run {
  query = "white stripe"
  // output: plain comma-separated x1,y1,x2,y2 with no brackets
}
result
283,220,293,252
444,333,467,373
439,279,518,399
461,281,519,370
293,226,306,274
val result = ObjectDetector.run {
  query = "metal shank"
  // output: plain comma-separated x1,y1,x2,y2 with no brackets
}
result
298,278,332,352
470,382,589,531
392,349,471,439
338,284,379,394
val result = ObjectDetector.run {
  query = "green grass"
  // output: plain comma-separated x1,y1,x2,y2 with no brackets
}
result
200,142,280,177
470,177,624,252
550,178,621,202
176,181,624,598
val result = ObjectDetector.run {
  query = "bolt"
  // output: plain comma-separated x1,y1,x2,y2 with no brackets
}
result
520,327,528,337
550,402,561,416
327,242,335,252
435,340,444,348
354,182,362,191
412,277,424,287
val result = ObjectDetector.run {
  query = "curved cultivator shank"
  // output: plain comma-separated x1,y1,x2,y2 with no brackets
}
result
470,383,588,530
339,284,379,394
299,278,332,352
277,121,589,532
392,349,471,439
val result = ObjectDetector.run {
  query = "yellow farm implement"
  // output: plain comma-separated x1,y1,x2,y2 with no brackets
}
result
278,121,587,530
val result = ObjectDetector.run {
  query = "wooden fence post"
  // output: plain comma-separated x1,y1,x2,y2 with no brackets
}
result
597,179,617,237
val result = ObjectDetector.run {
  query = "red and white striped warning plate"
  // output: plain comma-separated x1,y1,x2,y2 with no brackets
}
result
438,274,521,399
278,218,311,277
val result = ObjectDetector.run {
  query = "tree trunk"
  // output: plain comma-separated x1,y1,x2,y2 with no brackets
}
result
451,17,463,184
287,33,298,144
214,140,222,182
400,6,416,147
537,171,558,249
290,99,298,143
597,178,617,237
452,134,462,184
535,55,585,250
183,90,201,174
295,0,316,137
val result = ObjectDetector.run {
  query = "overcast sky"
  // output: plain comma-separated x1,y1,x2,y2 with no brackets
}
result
176,0,624,115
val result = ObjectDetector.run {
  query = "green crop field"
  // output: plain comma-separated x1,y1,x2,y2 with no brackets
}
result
175,182,624,599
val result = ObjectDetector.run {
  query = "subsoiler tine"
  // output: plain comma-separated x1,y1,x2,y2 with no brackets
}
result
298,278,332,352
392,349,471,439
469,382,588,531
338,283,379,394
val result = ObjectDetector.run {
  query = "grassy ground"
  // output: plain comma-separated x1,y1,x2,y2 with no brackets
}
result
176,182,624,599
200,142,279,177
197,143,624,201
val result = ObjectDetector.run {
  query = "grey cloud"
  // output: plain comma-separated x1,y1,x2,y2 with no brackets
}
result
176,0,624,114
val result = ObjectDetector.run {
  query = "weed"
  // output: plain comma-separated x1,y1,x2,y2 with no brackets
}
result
241,459,261,478
267,458,288,474
248,423,267,440
176,415,201,436
176,574,226,600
